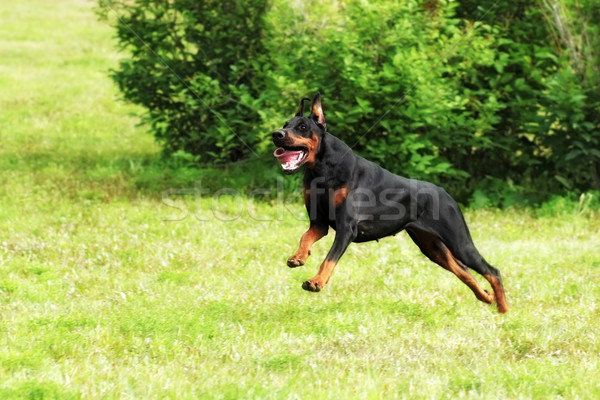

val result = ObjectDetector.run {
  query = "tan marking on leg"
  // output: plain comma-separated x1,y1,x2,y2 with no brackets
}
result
287,225,328,267
442,248,494,304
407,229,494,305
303,260,337,292
484,273,509,314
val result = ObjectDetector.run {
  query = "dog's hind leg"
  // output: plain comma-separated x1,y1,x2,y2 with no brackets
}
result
483,271,508,313
438,229,509,314
470,259,508,314
406,228,499,309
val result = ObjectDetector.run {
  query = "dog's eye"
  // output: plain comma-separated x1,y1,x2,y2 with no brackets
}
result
299,124,308,131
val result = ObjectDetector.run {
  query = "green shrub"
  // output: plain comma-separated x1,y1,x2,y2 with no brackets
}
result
538,0,600,191
98,0,269,164
99,0,600,203
263,1,499,184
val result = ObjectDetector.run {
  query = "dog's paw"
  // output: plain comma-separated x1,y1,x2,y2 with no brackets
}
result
480,289,494,304
302,280,322,292
287,256,305,268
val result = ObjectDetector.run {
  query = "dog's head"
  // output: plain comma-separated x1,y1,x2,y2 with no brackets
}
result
272,92,327,174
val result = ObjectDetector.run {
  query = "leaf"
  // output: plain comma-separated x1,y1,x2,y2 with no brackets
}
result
564,150,581,161
554,175,572,189
470,189,491,209
534,50,558,64
355,97,373,112
392,52,404,68
589,149,600,159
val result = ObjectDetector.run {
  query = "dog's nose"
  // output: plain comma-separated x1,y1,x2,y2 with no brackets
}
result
272,130,285,140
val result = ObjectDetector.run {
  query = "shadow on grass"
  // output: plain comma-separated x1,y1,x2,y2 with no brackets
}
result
4,145,598,211
1,147,300,202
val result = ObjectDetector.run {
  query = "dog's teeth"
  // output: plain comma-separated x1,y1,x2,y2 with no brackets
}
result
282,153,306,171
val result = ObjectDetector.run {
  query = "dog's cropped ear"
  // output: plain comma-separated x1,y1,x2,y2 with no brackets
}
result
294,97,312,117
310,92,326,130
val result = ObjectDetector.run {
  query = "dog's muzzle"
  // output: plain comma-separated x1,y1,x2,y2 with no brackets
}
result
272,131,309,173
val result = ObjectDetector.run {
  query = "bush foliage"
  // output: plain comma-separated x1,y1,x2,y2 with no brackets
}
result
98,0,269,162
98,0,600,203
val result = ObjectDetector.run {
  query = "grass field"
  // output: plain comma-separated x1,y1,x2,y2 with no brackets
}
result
2,1,600,399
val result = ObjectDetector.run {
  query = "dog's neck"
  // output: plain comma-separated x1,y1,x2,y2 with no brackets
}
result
304,133,355,181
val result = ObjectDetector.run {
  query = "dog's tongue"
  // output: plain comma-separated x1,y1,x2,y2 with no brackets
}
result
274,147,303,163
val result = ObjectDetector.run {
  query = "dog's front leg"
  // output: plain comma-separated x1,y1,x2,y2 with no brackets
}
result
302,223,357,292
287,223,328,267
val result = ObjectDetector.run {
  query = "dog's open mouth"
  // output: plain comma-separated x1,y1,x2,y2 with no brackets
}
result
273,146,308,172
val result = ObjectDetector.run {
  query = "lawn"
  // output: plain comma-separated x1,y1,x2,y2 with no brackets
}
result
1,1,600,399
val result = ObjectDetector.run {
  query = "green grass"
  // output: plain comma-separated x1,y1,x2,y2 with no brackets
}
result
1,1,600,398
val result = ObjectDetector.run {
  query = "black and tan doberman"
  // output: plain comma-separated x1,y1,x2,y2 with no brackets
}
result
272,93,508,313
